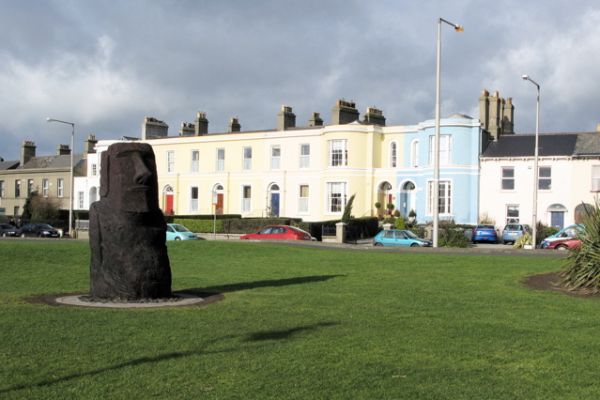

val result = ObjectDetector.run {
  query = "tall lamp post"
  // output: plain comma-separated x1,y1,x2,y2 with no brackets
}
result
433,18,463,247
46,118,75,237
521,75,540,249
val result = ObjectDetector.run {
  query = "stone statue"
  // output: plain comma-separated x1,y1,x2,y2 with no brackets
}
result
89,142,172,300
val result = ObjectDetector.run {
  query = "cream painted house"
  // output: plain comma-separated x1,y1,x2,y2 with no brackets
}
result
480,132,600,229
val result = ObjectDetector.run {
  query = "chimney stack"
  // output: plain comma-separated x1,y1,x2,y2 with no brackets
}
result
479,89,490,132
502,97,514,135
308,112,323,127
21,141,36,165
229,117,241,133
277,105,296,131
85,134,97,153
141,117,169,140
331,99,359,125
195,112,209,135
56,144,71,156
363,107,386,126
179,122,195,136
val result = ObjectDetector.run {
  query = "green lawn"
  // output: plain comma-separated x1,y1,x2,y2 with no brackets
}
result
1,240,599,399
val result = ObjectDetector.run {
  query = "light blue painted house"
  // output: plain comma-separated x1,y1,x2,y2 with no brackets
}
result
395,114,484,225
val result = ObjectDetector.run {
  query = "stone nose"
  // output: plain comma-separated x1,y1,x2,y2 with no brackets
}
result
132,153,152,185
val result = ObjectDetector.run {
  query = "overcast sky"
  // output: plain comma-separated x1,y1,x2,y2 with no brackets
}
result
2,0,600,158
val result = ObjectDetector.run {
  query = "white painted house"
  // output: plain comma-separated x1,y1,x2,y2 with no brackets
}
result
480,131,600,230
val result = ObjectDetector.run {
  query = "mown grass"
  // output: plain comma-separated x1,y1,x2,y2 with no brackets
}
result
0,240,599,399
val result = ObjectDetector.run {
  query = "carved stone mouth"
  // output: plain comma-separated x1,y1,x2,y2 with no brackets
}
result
128,185,151,191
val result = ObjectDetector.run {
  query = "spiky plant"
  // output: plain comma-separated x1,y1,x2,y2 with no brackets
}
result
561,200,600,293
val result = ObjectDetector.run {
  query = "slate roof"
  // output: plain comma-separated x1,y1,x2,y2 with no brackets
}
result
0,160,19,171
19,154,85,170
482,132,600,158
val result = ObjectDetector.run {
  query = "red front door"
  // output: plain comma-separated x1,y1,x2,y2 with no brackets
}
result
165,194,174,215
216,193,224,215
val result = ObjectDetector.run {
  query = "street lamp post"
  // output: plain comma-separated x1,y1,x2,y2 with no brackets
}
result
46,118,75,238
433,18,463,248
521,75,540,249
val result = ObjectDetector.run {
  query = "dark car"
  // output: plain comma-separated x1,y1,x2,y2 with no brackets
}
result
0,223,19,237
18,223,61,238
472,225,498,244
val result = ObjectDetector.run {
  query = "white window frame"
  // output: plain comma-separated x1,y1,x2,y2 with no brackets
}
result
15,180,21,198
298,184,309,214
299,144,310,169
270,145,281,170
506,204,520,224
191,150,199,173
390,141,397,168
243,147,252,170
166,151,175,173
42,179,49,197
329,139,348,167
27,179,34,196
326,182,347,214
241,185,252,213
538,166,551,190
190,186,199,212
427,180,452,216
592,165,600,192
216,148,225,171
428,135,451,166
57,178,64,198
91,163,97,176
411,139,419,168
501,167,515,190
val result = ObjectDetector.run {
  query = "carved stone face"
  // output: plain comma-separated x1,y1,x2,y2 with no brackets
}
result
100,143,159,212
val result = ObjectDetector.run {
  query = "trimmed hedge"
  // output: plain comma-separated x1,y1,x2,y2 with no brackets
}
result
173,218,224,233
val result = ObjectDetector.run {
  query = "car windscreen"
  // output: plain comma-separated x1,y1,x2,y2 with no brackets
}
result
172,224,190,232
504,225,520,231
405,230,419,239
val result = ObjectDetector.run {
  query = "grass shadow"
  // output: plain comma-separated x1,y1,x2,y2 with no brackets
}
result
184,274,345,295
246,321,340,341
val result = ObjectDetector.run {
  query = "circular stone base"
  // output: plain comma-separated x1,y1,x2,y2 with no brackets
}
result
55,292,207,309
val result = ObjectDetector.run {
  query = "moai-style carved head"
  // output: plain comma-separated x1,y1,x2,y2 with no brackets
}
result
99,142,159,212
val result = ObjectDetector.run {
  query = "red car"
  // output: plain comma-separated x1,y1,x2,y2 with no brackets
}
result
543,237,582,250
240,225,315,241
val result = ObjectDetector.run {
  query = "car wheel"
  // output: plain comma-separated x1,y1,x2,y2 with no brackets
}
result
374,242,383,247
20,233,25,238
175,237,181,241
410,243,420,247
556,244,568,251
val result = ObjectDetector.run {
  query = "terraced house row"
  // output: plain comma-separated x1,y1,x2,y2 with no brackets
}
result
3,93,600,230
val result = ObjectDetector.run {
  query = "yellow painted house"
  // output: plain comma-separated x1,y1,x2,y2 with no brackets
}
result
96,100,481,225
95,100,475,223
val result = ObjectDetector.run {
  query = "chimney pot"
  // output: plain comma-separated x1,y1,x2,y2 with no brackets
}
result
277,105,296,130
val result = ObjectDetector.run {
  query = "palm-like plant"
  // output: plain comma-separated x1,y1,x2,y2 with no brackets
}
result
561,200,600,292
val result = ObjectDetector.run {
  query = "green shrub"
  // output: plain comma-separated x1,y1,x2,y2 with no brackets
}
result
174,218,224,233
513,233,532,249
562,201,600,293
537,222,559,244
439,228,470,248
394,217,406,230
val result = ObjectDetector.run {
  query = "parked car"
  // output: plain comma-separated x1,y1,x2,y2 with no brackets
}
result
17,223,61,238
0,223,19,237
501,224,531,245
472,225,498,244
373,229,431,247
240,225,315,241
166,223,198,241
540,224,584,250
541,237,582,251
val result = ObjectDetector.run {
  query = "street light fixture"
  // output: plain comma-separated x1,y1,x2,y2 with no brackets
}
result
46,117,75,238
521,75,540,249
433,18,463,248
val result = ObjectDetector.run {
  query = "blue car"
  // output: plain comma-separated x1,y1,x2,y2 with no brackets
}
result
472,225,498,244
373,229,431,247
166,223,198,241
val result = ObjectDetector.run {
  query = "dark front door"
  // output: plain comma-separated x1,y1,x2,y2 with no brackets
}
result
551,211,564,229
270,193,280,217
